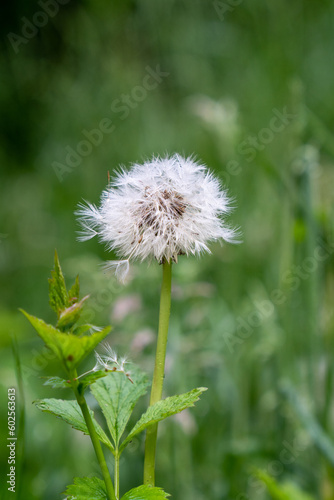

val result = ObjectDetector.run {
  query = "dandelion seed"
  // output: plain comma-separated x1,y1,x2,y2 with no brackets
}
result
92,353,108,372
103,260,130,283
119,357,128,371
92,343,130,377
101,343,118,364
76,154,239,280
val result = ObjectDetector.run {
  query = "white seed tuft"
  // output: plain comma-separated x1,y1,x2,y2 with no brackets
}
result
76,154,238,280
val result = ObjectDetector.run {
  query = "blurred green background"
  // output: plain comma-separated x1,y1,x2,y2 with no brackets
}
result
1,1,334,499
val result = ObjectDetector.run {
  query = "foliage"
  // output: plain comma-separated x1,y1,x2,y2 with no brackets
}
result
64,477,107,500
120,387,207,452
64,479,170,500
255,470,315,500
91,369,149,448
281,383,334,467
34,398,113,450
20,310,111,371
120,485,170,500
21,254,204,498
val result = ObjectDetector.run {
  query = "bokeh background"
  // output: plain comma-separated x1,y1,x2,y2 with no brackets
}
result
1,1,334,499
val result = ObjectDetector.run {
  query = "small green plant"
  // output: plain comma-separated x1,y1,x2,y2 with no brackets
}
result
21,155,237,498
22,252,206,499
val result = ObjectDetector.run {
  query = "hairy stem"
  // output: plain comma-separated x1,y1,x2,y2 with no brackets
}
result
143,261,172,485
72,379,116,500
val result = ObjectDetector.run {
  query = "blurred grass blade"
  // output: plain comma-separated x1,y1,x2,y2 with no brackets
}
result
255,470,315,500
280,382,334,466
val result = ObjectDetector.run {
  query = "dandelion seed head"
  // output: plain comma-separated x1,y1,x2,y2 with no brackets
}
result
76,154,238,280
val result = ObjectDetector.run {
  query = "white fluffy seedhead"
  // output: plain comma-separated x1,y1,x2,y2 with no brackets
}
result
89,346,132,382
76,154,238,281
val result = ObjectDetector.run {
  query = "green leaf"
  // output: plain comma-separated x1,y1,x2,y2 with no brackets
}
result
120,387,207,452
64,476,107,500
34,398,113,451
43,372,110,391
48,253,82,321
77,370,110,391
91,368,149,448
120,485,170,500
48,250,69,317
73,324,96,336
255,470,315,500
43,376,71,389
20,310,111,370
56,295,89,330
68,274,80,303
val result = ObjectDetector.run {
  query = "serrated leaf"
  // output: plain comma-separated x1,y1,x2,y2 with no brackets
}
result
120,387,207,452
34,398,113,451
77,370,110,391
20,310,111,370
68,274,80,303
120,485,170,500
43,376,71,389
91,368,149,448
49,250,69,316
64,476,107,500
43,372,110,391
56,295,89,330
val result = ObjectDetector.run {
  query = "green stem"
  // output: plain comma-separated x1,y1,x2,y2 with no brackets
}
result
72,380,116,500
114,450,120,499
144,261,172,486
